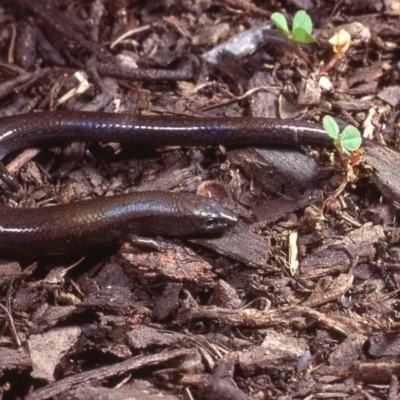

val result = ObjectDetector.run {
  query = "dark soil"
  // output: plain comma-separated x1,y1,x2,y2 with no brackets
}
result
1,0,400,399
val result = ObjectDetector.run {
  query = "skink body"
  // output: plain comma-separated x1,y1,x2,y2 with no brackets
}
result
0,111,329,159
0,111,329,257
0,191,237,257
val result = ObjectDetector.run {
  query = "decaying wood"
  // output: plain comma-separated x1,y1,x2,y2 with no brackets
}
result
228,147,323,196
198,377,254,400
364,142,400,206
190,220,270,269
25,349,189,400
178,299,374,336
1,1,400,399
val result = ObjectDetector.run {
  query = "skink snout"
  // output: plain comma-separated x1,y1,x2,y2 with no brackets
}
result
203,207,237,231
197,198,238,233
175,193,238,236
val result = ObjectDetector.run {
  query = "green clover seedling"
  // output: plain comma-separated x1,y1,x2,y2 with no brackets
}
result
323,115,362,155
271,10,316,44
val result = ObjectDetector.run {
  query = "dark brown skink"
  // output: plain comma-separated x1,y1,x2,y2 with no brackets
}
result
0,111,329,257
0,111,329,160
0,191,237,257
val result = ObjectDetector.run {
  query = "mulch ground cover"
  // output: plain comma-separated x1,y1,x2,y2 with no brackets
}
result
1,0,400,399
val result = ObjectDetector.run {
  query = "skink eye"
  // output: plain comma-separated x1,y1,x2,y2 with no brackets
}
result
204,216,221,229
204,212,237,232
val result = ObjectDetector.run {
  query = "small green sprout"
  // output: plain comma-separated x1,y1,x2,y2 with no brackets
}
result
271,10,316,44
322,115,362,155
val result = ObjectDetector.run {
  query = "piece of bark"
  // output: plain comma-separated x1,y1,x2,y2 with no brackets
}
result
300,224,384,279
248,71,281,118
77,287,142,314
328,334,366,367
28,326,82,382
30,304,79,334
121,242,217,285
0,347,31,372
202,23,276,66
0,260,23,286
15,21,37,70
136,165,194,192
198,377,255,400
298,77,322,106
153,282,182,320
261,329,307,353
364,141,400,206
353,361,400,383
238,340,304,377
214,356,236,380
368,333,400,357
208,279,243,309
12,284,49,312
60,383,181,400
126,326,182,349
378,86,400,107
300,248,352,279
93,262,130,290
252,189,323,225
189,220,270,269
302,273,354,308
237,330,307,377
228,147,323,197
25,349,189,400
179,303,373,335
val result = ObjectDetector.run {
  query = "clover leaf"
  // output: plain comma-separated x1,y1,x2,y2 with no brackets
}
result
323,115,362,155
271,10,316,45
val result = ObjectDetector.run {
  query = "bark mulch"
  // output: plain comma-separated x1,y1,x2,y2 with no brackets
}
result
1,0,400,399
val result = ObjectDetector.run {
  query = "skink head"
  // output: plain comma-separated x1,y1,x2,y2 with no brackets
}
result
180,194,238,235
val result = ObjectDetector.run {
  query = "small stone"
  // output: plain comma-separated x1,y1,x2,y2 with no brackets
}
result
319,76,333,91
378,86,400,107
297,78,321,105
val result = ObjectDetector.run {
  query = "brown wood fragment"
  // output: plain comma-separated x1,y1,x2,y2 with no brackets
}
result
208,279,243,309
0,260,23,286
153,282,182,320
126,325,182,349
0,347,31,372
198,376,255,400
25,349,189,400
329,335,367,367
252,190,323,225
228,147,323,197
190,221,270,269
238,330,307,376
364,142,400,206
238,344,299,378
77,287,142,314
302,273,354,308
300,248,351,279
300,224,384,279
353,361,400,383
121,243,217,285
28,326,82,382
60,384,181,400
368,333,400,357
179,301,372,335
30,304,78,334
301,307,373,336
